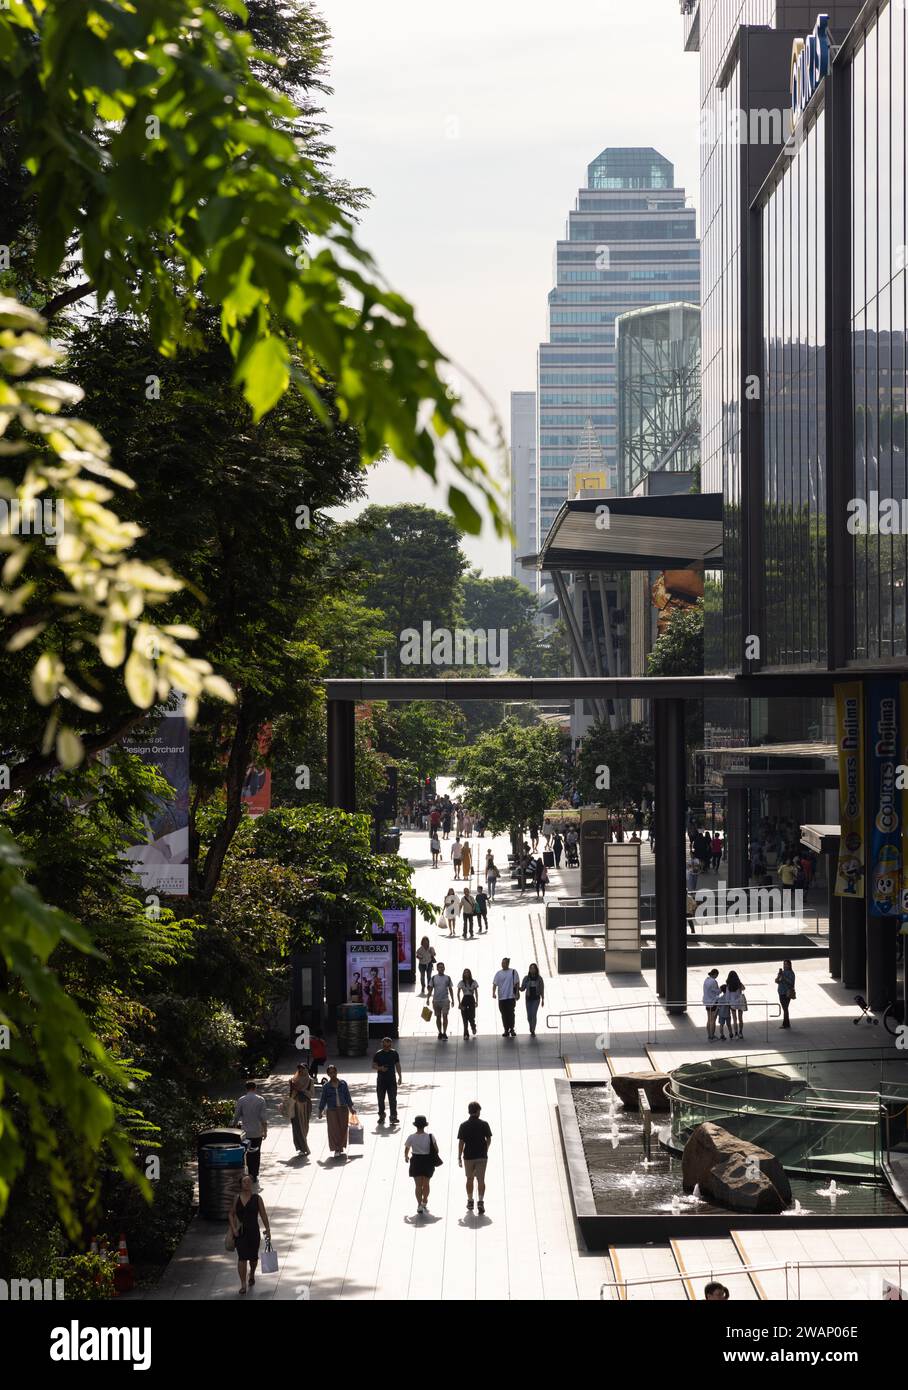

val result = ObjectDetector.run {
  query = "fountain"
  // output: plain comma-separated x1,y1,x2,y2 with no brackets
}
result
784,1198,812,1215
816,1179,848,1198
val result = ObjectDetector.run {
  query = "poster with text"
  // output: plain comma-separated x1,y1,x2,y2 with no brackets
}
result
345,938,396,1025
123,699,190,896
835,682,865,897
374,907,415,977
868,680,901,916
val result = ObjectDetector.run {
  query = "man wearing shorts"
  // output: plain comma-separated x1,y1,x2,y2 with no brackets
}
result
457,1101,492,1214
429,962,455,1041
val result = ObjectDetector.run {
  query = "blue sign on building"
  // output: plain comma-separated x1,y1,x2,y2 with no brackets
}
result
790,14,831,127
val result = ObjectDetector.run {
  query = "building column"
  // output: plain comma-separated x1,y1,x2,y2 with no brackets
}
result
725,788,748,888
827,858,842,980
327,699,356,812
840,897,866,992
654,698,686,1012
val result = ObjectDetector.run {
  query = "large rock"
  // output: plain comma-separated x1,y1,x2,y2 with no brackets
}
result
610,1072,671,1113
682,1122,792,1213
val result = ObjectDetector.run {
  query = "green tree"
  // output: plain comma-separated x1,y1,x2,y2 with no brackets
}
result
0,0,505,533
647,598,704,676
454,718,564,853
576,720,654,810
461,570,539,674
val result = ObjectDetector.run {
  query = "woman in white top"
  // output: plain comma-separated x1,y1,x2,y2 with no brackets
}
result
405,1115,438,1216
416,936,436,994
443,889,459,937
457,968,480,1039
724,970,747,1038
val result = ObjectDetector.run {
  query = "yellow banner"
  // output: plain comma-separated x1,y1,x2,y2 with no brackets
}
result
835,682,864,897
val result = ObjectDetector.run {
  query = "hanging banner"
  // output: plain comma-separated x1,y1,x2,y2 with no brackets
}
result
868,680,900,916
123,697,190,896
900,683,908,926
834,682,865,897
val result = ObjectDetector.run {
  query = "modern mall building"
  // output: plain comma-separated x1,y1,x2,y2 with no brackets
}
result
678,0,908,1009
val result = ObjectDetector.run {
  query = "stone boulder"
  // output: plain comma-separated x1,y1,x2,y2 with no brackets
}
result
610,1072,671,1113
682,1122,792,1213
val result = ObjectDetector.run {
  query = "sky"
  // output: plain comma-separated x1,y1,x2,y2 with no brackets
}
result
322,0,701,575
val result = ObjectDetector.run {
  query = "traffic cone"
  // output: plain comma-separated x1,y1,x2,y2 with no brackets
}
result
113,1231,134,1294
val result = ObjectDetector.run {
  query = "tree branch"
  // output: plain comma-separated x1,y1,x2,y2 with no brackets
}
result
3,710,147,801
42,282,95,320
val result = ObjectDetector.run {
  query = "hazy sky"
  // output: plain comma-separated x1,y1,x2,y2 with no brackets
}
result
323,0,701,574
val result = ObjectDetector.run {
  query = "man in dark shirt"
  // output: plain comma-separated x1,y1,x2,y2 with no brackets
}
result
457,1101,493,1214
372,1037,402,1126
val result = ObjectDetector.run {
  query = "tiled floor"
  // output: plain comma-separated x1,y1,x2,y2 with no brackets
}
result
144,825,906,1301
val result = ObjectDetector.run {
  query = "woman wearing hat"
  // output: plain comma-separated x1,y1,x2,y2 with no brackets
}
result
404,1115,440,1217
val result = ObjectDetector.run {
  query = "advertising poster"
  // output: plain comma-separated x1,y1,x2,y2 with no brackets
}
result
868,680,901,916
123,698,190,896
241,724,272,818
835,682,865,898
374,907,415,978
900,683,908,927
345,937,397,1028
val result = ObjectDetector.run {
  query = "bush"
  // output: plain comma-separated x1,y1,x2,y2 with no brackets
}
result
55,1252,117,1300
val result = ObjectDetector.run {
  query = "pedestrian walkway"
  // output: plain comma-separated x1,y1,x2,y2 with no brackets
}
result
145,824,903,1301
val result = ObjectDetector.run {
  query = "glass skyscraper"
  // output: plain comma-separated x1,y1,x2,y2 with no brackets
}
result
536,147,700,547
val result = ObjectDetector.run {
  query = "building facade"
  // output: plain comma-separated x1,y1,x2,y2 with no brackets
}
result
617,302,701,495
536,147,700,545
509,390,538,592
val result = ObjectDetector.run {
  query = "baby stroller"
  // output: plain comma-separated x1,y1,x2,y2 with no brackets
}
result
566,840,579,868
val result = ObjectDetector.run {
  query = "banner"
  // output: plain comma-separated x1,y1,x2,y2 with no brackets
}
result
868,680,900,916
834,682,864,897
241,724,272,817
900,683,908,926
123,698,190,896
373,907,415,977
345,938,395,1024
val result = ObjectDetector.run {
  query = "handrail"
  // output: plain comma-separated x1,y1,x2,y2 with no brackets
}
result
600,1257,907,1300
544,998,782,1055
669,1076,884,1113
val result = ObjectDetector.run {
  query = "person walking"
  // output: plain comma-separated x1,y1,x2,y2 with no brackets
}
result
405,1116,441,1217
231,1080,268,1182
711,832,723,872
725,970,747,1038
429,961,455,1040
457,1101,492,1214
534,857,549,901
416,935,436,994
492,957,520,1038
542,818,554,848
318,1065,355,1157
474,884,489,933
460,885,476,939
461,840,473,881
372,1036,402,1126
443,887,459,937
529,822,540,851
307,1031,328,1079
451,837,464,879
458,968,479,1039
552,830,564,868
228,1174,271,1295
521,963,545,1037
776,959,796,1028
441,808,452,840
686,857,699,899
288,1063,313,1155
430,832,441,868
485,856,500,901
702,968,720,1040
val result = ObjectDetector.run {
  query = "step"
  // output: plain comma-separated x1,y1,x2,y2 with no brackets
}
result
670,1236,760,1300
608,1244,688,1301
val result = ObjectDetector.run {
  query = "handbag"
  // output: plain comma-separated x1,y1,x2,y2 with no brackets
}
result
421,1005,433,1022
260,1237,278,1274
429,1134,443,1168
225,1227,236,1251
281,1094,292,1118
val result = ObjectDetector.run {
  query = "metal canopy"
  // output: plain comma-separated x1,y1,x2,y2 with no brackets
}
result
324,673,841,702
696,741,837,758
528,492,723,572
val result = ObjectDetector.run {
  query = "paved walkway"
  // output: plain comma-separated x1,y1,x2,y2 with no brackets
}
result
145,825,903,1301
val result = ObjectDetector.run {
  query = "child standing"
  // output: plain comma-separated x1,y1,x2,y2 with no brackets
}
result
716,985,731,1041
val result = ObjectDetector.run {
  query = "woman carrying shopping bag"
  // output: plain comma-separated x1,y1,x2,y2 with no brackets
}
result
318,1064,355,1158
228,1174,271,1295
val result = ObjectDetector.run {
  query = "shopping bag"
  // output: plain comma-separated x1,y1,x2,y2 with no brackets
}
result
260,1238,278,1274
421,1005,433,1022
225,1227,236,1251
348,1122,364,1146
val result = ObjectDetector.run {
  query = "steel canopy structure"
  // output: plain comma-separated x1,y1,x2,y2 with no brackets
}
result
524,492,723,574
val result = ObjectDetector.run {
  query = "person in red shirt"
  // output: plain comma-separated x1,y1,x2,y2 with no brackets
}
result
308,1033,328,1079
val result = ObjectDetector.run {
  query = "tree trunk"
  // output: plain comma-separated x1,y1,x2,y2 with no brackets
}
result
199,703,257,900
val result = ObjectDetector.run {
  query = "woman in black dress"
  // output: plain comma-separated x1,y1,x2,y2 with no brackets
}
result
229,1174,271,1294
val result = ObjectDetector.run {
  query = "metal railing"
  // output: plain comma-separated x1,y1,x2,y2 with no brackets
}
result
601,1257,907,1300
544,998,782,1057
642,907,824,937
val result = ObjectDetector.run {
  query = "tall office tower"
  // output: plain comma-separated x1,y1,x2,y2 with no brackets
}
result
536,147,700,552
509,390,538,592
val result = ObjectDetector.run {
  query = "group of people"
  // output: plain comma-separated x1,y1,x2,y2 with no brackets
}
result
422,957,546,1039
405,1101,493,1217
702,959,797,1038
749,816,817,893
688,821,725,873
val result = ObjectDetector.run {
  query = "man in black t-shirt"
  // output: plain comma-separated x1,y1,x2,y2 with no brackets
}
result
372,1037,402,1126
457,1101,493,1214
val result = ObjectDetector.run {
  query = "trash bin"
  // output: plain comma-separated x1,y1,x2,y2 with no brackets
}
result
197,1128,245,1221
380,826,401,854
336,1002,369,1056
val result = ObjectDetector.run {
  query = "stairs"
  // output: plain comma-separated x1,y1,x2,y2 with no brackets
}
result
604,1235,761,1300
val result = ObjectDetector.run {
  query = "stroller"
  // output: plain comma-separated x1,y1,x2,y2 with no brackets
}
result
565,839,579,868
